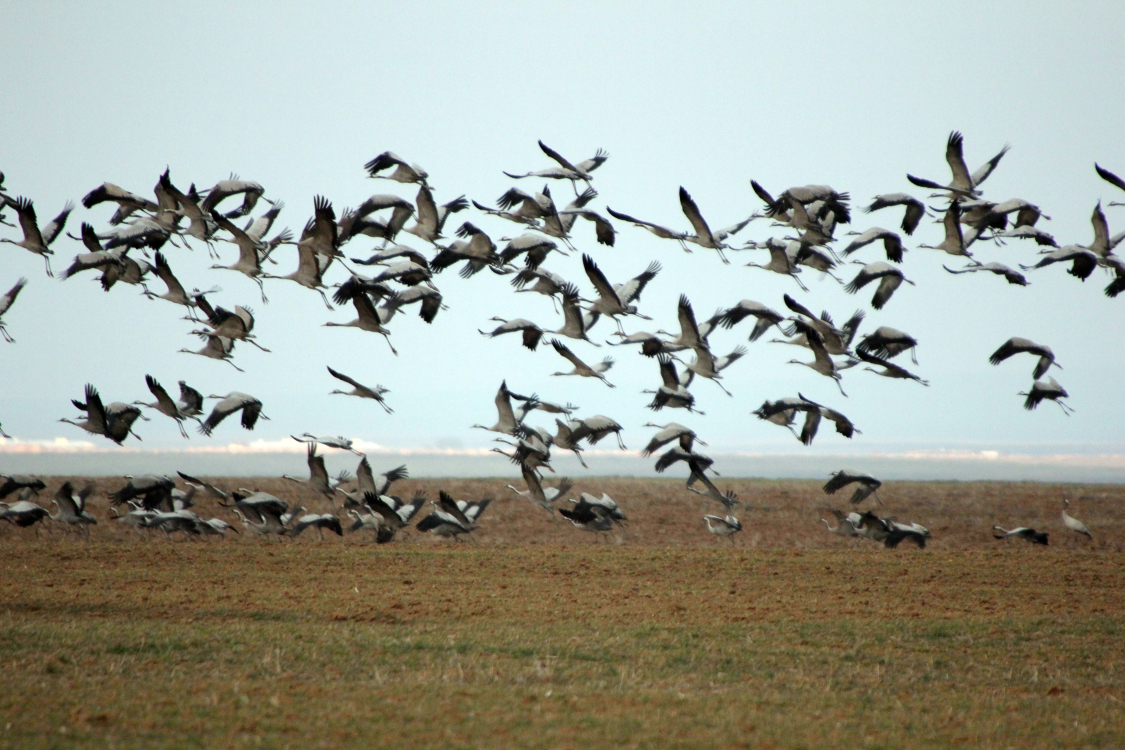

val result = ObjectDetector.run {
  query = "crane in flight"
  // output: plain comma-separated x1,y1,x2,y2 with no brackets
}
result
906,131,1009,199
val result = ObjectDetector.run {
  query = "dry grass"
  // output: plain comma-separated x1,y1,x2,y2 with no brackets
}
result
0,478,1122,748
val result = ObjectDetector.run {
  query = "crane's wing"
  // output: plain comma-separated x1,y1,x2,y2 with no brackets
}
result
145,375,178,414
551,339,586,368
1095,163,1125,193
823,472,859,495
945,131,972,189
617,261,661,304
677,295,702,348
437,490,473,527
971,143,1010,187
152,252,187,297
521,463,546,504
658,355,679,389
581,254,621,306
784,293,821,322
678,187,713,241
537,140,579,173
605,207,684,238
327,366,365,390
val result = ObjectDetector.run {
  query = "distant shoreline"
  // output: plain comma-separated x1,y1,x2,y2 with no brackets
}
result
4,449,1123,483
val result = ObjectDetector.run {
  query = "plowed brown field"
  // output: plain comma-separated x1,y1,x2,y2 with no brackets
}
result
0,478,1122,748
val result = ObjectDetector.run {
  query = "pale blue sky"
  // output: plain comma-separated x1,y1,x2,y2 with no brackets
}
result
2,2,1124,476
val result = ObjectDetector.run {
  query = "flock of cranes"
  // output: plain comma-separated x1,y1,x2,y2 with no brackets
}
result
0,465,1097,548
2,133,1121,545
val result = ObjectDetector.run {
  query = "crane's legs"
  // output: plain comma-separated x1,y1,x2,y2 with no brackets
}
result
712,379,733,397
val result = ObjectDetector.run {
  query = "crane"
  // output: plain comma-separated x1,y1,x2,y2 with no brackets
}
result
200,176,269,218
504,141,608,191
338,195,414,245
856,350,929,386
364,151,430,187
0,499,51,533
324,276,397,355
863,193,927,235
644,355,702,414
703,515,741,543
142,252,218,318
581,254,660,333
678,186,752,263
404,188,467,244
823,470,882,505
416,491,490,540
944,262,1028,286
785,319,848,396
844,262,914,310
134,375,198,438
51,482,97,539
1018,377,1073,414
842,227,906,263
640,423,704,457
606,206,689,249
431,222,502,277
989,337,1060,379
62,223,127,279
282,443,341,503
507,465,572,515
574,491,628,522
190,303,270,353
1061,499,1092,540
472,381,532,435
61,384,145,445
1020,246,1098,281
821,511,861,537
743,239,807,290
918,201,972,257
0,277,27,343
568,415,627,451
358,491,426,543
716,299,785,342
559,502,614,537
0,196,73,276
178,335,243,372
478,317,545,351
856,327,919,364
992,526,1049,545
906,131,1009,199
198,392,267,436
549,339,615,387
289,512,344,541
326,366,392,413
209,210,271,302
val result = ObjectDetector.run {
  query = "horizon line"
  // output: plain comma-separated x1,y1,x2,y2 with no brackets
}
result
3,437,1125,468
